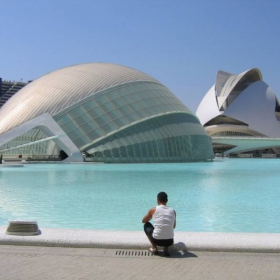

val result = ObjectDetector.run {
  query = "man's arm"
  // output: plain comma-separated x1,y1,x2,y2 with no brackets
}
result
142,207,156,223
173,210,176,228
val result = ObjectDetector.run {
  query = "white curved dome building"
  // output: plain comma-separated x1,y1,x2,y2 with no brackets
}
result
196,68,280,155
0,63,214,162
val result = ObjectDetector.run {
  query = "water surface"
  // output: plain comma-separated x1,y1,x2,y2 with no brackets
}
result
0,159,279,233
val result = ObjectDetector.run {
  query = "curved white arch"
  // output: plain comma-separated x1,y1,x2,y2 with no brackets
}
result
196,85,220,126
0,113,82,162
217,68,262,110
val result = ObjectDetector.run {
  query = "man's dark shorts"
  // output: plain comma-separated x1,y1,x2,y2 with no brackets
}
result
144,222,174,247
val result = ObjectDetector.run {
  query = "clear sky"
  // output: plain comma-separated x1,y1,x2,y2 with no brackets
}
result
1,0,280,113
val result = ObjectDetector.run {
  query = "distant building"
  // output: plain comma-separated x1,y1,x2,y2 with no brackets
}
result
0,78,28,109
0,63,214,162
196,68,280,155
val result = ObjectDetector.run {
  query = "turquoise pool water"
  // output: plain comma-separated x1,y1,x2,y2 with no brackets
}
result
0,158,279,233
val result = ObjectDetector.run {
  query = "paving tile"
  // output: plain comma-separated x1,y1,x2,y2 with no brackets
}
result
0,246,280,280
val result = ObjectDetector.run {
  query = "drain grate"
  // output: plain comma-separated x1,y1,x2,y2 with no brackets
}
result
115,250,153,257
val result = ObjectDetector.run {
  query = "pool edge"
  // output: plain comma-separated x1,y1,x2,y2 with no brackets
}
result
1,227,280,253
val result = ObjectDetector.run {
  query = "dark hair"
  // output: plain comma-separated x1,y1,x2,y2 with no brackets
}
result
157,192,168,203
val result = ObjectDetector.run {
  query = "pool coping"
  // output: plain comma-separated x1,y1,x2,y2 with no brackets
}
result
0,226,280,253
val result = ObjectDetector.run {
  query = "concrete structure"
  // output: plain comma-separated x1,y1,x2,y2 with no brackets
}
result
0,63,214,162
196,68,280,155
0,78,28,109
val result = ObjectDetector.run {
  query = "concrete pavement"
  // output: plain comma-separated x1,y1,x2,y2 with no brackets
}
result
0,245,280,279
1,227,280,279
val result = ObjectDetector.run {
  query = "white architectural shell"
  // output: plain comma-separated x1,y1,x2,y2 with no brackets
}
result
0,63,214,162
196,68,280,154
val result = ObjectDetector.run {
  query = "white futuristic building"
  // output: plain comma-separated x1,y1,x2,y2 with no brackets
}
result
0,63,214,162
196,68,280,155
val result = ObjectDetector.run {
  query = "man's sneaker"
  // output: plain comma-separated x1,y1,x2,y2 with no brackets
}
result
164,248,170,257
149,247,159,255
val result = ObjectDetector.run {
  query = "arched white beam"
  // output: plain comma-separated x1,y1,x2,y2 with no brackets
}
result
217,68,262,110
212,137,280,154
196,85,220,126
0,113,83,162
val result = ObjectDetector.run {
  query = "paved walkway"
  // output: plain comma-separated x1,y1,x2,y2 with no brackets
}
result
0,245,280,280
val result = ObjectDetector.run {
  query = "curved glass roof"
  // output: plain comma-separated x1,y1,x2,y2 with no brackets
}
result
0,63,159,134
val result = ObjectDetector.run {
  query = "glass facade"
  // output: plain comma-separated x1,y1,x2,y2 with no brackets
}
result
86,114,213,163
53,81,213,162
0,128,60,159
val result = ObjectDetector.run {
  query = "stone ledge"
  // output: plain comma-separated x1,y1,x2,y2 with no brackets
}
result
1,226,280,253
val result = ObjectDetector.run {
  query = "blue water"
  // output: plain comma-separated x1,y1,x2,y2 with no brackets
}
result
0,159,279,233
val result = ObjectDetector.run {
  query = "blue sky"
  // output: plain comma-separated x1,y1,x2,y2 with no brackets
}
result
1,0,280,113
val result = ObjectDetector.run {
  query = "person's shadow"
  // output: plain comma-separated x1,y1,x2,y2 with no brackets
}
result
158,242,197,258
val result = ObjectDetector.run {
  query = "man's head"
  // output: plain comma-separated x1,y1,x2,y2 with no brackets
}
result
157,192,168,204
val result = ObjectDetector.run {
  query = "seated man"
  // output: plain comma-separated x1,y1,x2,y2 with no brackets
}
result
142,191,176,256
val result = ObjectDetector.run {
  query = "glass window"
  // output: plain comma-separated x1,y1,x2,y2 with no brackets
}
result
80,121,98,133
148,83,158,90
111,98,124,107
149,99,159,107
95,95,108,105
106,91,119,101
145,107,156,115
129,93,141,102
101,123,116,134
103,150,112,158
82,100,97,112
153,90,161,97
159,90,168,97
74,114,91,125
100,102,115,113
165,138,172,157
122,94,133,104
112,148,120,158
87,107,103,118
122,84,134,94
56,115,71,127
136,109,147,119
119,105,132,115
73,136,88,148
107,109,122,120
133,143,141,158
157,139,164,157
129,102,140,111
67,128,84,141
141,91,151,99
151,106,160,115
87,129,102,140
61,121,77,133
68,107,84,119
126,113,137,123
94,151,103,158
173,137,180,157
115,89,127,97
146,141,153,157
95,115,110,126
152,141,158,157
114,117,129,127
120,146,127,157
140,142,147,157
140,100,148,108
126,145,134,157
